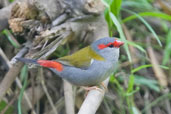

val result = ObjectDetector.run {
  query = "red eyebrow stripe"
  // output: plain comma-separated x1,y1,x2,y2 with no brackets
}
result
106,42,113,46
98,44,107,49
37,60,63,72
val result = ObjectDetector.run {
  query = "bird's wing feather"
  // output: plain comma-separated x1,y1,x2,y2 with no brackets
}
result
57,46,105,69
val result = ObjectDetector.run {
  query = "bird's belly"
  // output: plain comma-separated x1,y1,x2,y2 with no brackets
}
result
61,61,115,86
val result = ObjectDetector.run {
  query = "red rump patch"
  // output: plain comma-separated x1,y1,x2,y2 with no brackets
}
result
37,60,63,72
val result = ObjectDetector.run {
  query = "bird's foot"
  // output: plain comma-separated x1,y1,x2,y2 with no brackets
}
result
82,86,103,93
100,82,108,91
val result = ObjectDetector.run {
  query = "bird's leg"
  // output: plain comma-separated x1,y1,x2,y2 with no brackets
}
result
100,82,108,91
81,86,103,93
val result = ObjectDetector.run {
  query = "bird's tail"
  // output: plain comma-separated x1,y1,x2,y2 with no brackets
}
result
16,57,39,64
16,58,63,72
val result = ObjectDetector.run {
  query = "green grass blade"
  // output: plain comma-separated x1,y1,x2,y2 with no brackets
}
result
142,93,171,113
101,0,110,8
126,86,139,96
132,64,152,73
134,75,160,92
110,0,122,17
2,29,20,48
18,65,28,114
162,29,171,65
122,9,162,47
122,0,153,11
104,8,113,36
110,75,124,91
123,12,171,23
132,64,169,73
127,41,146,53
132,106,140,114
0,100,14,113
109,12,132,61
126,75,135,93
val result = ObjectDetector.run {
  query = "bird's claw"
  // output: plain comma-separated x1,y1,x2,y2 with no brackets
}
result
82,86,104,93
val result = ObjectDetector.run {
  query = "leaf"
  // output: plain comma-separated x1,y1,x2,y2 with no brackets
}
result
18,65,28,114
131,64,169,74
122,9,162,47
123,12,171,22
101,0,111,8
109,12,132,61
127,75,135,93
122,0,153,11
110,0,122,17
2,29,20,48
127,41,146,53
162,29,171,65
134,75,160,92
20,65,28,82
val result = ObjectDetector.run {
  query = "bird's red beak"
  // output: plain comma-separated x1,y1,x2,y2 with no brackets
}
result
113,40,124,48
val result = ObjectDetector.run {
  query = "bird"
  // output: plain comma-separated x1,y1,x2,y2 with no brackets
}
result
16,37,124,88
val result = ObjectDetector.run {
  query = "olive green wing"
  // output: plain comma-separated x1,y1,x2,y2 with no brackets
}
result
57,46,105,69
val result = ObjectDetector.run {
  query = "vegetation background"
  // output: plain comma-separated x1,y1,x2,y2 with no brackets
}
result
0,0,170,114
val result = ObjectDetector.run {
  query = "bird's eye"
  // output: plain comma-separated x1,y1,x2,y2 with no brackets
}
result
108,44,114,48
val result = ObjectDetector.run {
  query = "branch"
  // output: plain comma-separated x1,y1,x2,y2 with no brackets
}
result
0,43,30,102
63,80,75,114
78,78,109,114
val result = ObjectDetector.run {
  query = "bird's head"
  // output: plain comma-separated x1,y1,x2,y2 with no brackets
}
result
91,37,124,61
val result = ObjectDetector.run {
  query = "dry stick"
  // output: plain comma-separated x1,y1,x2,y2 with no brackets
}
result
63,80,75,114
144,89,152,114
146,38,171,113
31,74,35,114
147,38,170,113
0,46,29,102
39,68,58,114
0,91,19,114
0,48,11,67
120,59,139,68
0,45,37,114
22,85,44,112
147,38,168,87
47,97,65,114
0,62,24,102
78,78,109,114
122,24,138,62
162,89,171,114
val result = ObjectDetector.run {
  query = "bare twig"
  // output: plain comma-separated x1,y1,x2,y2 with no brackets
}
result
0,0,10,7
63,80,75,114
0,62,24,102
10,42,31,64
22,85,44,111
144,89,152,114
0,91,19,114
0,48,11,67
0,45,30,102
78,78,109,114
52,13,69,27
122,24,138,62
147,38,168,87
39,68,58,114
47,97,65,114
0,45,36,113
162,88,171,114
